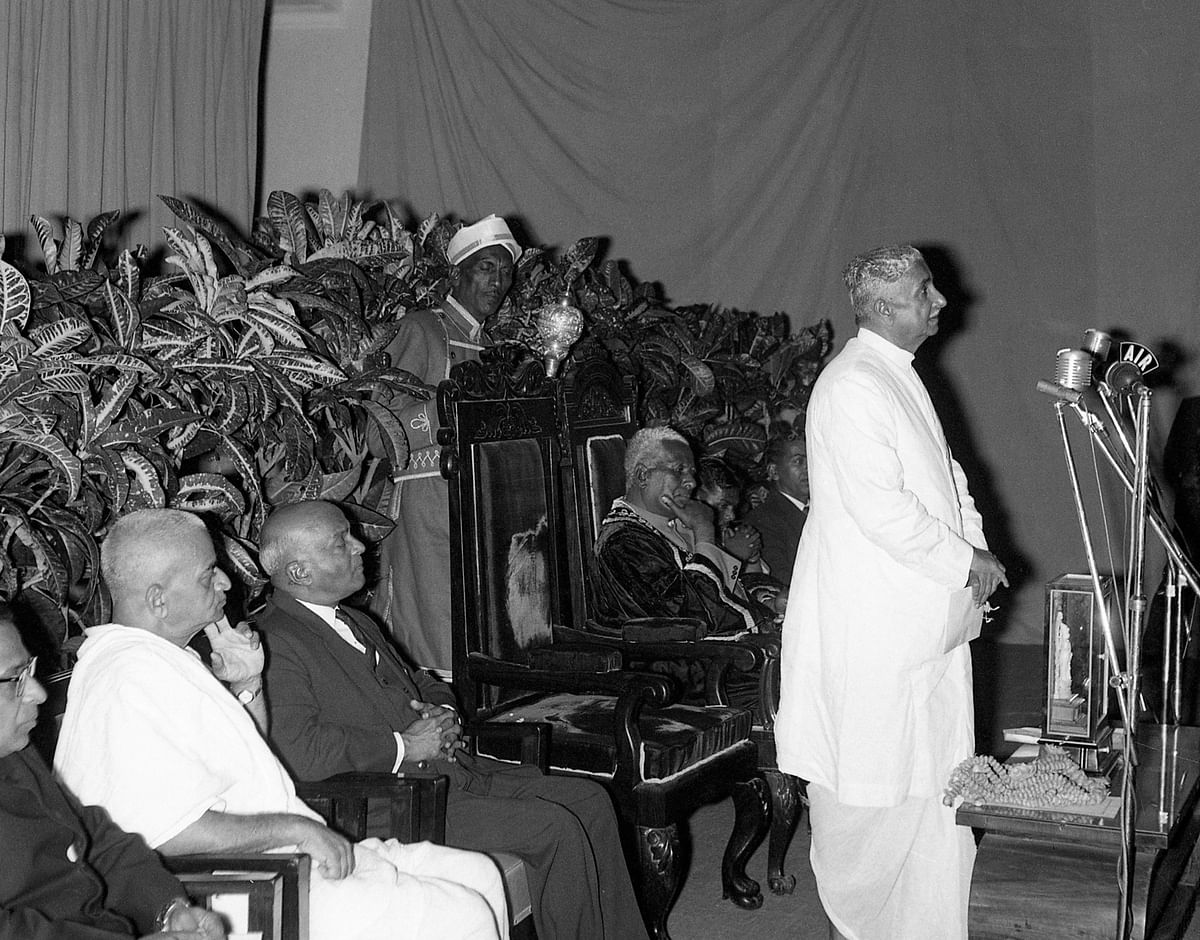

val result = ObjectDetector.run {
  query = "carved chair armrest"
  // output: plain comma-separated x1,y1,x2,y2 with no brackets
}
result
465,717,552,773
295,771,448,844
558,622,774,712
166,853,310,940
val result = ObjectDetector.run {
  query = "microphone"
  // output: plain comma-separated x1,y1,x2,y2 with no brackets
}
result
1104,342,1159,395
1104,360,1146,395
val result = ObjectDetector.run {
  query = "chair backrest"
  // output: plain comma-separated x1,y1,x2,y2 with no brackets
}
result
558,343,638,628
30,668,71,766
439,351,572,717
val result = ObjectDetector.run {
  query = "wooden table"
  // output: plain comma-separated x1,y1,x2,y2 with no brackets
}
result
958,725,1200,939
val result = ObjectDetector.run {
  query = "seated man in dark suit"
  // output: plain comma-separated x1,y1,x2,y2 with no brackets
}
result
742,431,810,586
0,602,224,940
256,500,648,940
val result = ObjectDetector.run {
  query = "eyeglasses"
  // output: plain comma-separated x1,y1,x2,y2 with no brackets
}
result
0,657,36,701
645,463,694,479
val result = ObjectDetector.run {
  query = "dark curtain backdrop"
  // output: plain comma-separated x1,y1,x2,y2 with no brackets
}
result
0,0,266,259
360,0,1200,644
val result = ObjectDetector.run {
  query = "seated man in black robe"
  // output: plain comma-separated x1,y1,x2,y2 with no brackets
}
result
0,602,224,940
593,427,781,636
592,428,783,714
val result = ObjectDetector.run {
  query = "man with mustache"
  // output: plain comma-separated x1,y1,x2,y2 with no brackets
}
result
371,214,521,680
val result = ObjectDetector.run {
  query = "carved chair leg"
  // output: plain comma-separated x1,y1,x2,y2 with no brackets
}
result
637,823,682,940
764,769,803,895
722,776,768,910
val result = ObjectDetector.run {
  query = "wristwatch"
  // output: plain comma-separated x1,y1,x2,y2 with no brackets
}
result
235,685,261,705
155,896,190,932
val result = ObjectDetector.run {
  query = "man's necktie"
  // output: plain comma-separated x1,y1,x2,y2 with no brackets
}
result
335,608,377,666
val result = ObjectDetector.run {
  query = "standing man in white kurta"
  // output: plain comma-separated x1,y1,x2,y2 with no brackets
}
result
775,245,1007,940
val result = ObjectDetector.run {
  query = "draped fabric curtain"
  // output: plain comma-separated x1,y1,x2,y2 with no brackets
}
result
0,0,266,260
359,0,1200,643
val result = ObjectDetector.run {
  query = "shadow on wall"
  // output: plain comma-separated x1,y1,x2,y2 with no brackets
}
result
912,244,1032,640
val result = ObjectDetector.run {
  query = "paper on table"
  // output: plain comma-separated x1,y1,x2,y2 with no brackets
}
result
942,587,984,654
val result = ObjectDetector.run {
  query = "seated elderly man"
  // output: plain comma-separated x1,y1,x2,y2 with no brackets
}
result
593,426,782,637
54,509,508,940
592,427,784,717
256,500,648,940
0,601,225,940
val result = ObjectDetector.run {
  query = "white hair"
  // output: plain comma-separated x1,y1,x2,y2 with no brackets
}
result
624,426,689,488
101,509,207,602
843,244,923,324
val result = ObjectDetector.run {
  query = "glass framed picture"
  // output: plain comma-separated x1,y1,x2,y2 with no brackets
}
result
1043,573,1119,743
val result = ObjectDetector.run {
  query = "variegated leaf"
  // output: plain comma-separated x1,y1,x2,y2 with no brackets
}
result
173,472,246,515
93,372,139,438
264,351,346,387
215,382,249,434
60,218,84,271
267,190,311,262
35,362,90,395
127,407,202,440
0,261,31,334
2,430,83,501
86,449,131,513
166,417,201,453
104,281,141,350
220,532,267,591
83,210,121,269
173,358,256,374
30,318,91,357
217,435,266,532
0,371,41,409
10,520,66,600
158,195,258,277
117,249,141,301
29,215,59,274
245,265,297,291
680,354,716,396
120,449,166,508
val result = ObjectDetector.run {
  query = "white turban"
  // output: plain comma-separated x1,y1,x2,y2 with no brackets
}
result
446,214,522,266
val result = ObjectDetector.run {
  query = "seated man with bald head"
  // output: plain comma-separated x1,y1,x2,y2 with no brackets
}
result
256,500,649,940
54,509,509,940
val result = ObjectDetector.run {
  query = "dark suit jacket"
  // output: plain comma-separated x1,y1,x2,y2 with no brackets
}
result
259,591,485,791
742,488,807,586
0,748,181,940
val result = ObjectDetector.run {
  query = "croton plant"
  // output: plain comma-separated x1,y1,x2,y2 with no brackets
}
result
0,191,830,663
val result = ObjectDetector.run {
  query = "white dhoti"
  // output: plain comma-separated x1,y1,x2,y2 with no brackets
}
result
311,839,507,940
807,784,975,940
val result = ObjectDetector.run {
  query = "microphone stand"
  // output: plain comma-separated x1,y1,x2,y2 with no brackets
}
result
1046,379,1199,940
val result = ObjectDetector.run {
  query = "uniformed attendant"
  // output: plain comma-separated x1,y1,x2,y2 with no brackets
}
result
369,215,522,675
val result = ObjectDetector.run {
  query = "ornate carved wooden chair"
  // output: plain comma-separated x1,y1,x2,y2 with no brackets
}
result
555,341,805,896
438,347,769,939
